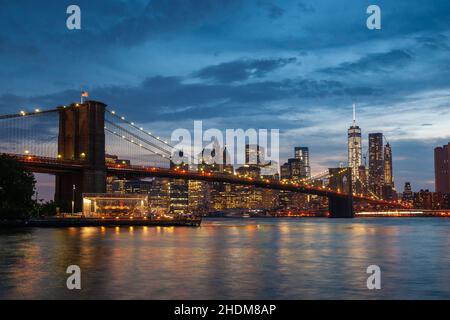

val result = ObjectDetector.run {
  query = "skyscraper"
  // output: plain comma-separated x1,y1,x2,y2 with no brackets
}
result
294,146,311,178
402,182,413,202
368,133,384,197
434,143,450,193
348,104,362,183
384,143,394,187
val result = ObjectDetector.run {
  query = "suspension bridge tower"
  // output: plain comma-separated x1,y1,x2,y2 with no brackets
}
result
328,167,354,218
55,101,107,212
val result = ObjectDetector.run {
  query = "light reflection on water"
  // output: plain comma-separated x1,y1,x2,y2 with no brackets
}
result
0,218,449,299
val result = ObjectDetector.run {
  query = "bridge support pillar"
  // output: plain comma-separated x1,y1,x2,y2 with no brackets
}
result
327,167,354,218
328,196,354,218
55,101,106,213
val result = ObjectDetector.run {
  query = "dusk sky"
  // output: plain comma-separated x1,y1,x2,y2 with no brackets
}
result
1,0,450,199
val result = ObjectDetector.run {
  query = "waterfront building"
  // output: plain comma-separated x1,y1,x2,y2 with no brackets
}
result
82,193,148,217
188,180,209,214
434,143,450,193
413,190,450,210
147,178,170,215
169,160,189,215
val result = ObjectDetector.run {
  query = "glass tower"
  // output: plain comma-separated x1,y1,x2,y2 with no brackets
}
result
348,104,362,183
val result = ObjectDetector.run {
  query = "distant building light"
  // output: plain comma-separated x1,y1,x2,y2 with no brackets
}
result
35,108,40,113
20,111,26,116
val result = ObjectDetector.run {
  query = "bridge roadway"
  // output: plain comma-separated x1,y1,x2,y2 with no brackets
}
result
9,153,406,208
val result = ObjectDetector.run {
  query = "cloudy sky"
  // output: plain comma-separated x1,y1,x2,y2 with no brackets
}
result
1,0,449,199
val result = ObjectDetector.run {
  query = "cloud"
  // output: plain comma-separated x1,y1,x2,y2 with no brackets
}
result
297,2,315,13
0,73,379,125
320,50,413,75
257,1,285,19
415,34,450,51
194,58,297,83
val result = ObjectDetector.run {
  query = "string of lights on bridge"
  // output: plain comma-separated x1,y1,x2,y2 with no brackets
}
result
106,108,201,164
106,108,173,148
104,127,171,160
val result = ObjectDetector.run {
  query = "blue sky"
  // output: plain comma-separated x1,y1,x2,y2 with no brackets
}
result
1,0,450,198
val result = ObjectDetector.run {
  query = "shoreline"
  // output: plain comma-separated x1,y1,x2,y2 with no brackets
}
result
0,217,202,228
1,213,448,229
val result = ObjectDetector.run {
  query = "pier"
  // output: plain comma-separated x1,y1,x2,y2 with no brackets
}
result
0,216,202,228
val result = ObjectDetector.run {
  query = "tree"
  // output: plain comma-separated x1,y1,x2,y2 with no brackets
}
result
37,200,58,217
0,155,36,219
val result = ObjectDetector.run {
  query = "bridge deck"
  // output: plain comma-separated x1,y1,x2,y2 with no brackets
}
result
2,153,408,208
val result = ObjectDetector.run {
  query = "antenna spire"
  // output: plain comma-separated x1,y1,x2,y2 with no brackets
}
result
352,103,356,125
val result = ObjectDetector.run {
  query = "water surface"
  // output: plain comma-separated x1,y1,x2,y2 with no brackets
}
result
0,218,449,299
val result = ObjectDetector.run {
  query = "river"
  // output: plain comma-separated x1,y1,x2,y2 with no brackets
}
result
0,218,449,299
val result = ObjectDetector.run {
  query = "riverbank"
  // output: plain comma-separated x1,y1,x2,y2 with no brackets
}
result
0,216,202,228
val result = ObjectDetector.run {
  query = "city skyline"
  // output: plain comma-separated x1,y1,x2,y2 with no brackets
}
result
1,1,450,303
1,1,450,198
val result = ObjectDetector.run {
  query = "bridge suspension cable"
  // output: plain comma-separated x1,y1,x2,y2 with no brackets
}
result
106,108,174,148
105,120,172,157
0,108,59,158
105,127,171,160
105,107,199,164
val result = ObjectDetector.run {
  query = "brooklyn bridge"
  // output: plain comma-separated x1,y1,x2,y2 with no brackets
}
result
0,100,408,218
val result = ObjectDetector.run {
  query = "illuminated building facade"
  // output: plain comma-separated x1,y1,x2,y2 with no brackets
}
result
169,160,189,215
413,190,450,210
382,142,396,200
368,133,384,197
148,178,170,215
82,193,148,217
348,104,362,183
294,147,311,178
384,143,394,187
